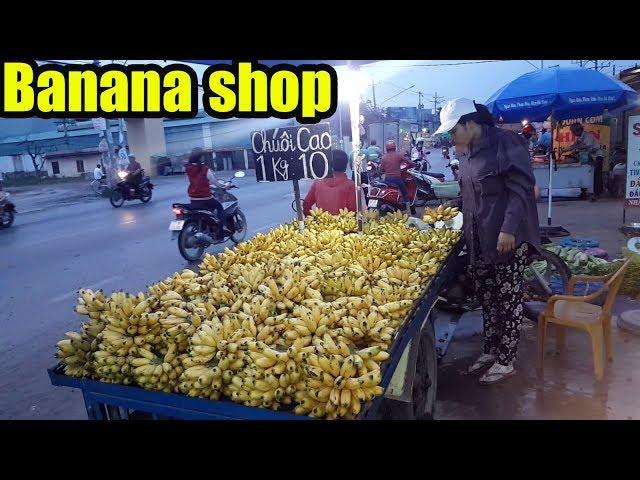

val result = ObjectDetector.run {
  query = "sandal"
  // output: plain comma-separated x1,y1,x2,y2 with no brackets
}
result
479,362,516,385
467,353,496,374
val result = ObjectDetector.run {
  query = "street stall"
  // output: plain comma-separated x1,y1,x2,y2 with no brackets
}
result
49,210,465,420
486,66,639,225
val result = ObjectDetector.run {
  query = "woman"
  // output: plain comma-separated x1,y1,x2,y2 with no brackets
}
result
434,98,540,384
185,148,227,239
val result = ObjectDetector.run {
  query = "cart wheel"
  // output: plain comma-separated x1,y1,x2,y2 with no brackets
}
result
412,319,438,420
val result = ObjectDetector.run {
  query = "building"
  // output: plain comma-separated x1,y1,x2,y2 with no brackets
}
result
0,114,295,178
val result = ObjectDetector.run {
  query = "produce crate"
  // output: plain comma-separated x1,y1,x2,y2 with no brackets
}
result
431,181,460,199
49,239,465,420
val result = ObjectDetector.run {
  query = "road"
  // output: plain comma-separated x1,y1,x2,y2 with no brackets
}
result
0,152,452,419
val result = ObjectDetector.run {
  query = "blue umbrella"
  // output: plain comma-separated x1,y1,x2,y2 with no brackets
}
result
486,66,639,228
485,66,639,122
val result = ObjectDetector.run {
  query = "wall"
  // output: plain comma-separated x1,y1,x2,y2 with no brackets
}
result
125,118,166,175
0,154,36,174
45,153,103,178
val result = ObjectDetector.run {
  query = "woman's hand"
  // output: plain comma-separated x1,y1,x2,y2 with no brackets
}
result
497,232,516,254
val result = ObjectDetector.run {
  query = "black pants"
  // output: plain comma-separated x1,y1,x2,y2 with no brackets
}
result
469,243,530,366
593,156,604,197
191,199,225,235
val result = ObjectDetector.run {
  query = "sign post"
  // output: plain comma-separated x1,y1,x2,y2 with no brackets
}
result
624,114,640,224
251,124,333,232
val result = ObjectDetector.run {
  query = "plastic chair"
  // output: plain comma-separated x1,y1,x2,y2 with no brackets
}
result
537,259,631,380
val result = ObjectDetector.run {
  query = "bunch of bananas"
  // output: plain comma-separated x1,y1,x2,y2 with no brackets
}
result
423,205,459,224
56,331,93,377
129,344,187,392
57,209,462,419
296,343,388,419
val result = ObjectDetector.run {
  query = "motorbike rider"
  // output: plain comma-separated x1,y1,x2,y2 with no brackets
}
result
380,139,416,212
185,147,227,239
124,155,144,192
521,123,538,150
411,137,431,169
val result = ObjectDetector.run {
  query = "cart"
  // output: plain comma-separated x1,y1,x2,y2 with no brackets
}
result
49,240,465,420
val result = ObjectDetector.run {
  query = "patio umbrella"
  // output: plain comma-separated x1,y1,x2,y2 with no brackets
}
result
485,66,640,226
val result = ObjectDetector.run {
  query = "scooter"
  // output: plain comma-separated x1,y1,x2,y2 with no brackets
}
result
0,191,16,228
170,171,248,262
446,158,460,181
365,161,445,215
109,170,154,208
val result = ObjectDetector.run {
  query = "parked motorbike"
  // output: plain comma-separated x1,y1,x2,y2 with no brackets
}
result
170,171,248,262
446,158,460,181
110,170,154,208
365,154,445,215
0,191,16,228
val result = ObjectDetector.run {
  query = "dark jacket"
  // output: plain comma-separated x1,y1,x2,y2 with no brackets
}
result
186,163,212,200
460,125,540,264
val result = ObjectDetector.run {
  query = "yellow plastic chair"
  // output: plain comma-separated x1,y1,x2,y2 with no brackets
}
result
537,259,631,380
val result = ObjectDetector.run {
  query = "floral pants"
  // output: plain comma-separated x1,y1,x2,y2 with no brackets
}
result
469,243,529,366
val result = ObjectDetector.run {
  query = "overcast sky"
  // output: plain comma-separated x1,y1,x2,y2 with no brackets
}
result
42,59,640,112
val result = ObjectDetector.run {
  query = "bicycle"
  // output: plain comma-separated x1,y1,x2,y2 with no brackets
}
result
90,177,109,195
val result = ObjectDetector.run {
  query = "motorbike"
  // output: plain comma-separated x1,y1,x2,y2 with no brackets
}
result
442,146,450,160
170,171,248,262
446,158,460,181
365,153,445,215
110,170,154,208
0,191,16,228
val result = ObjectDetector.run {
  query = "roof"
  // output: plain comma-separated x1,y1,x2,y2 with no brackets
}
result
620,66,640,91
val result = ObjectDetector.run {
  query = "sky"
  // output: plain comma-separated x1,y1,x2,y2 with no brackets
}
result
94,59,640,112
24,58,640,118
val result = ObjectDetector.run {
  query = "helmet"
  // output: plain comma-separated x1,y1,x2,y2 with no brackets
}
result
415,136,425,144
522,123,535,138
385,139,397,152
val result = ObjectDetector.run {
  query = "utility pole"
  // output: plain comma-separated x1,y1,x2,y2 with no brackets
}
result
417,92,424,131
432,92,444,132
541,60,544,69
371,80,377,111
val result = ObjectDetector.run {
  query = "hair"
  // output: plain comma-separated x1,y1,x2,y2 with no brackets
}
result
332,150,349,172
189,147,204,164
570,123,583,134
457,102,496,127
370,139,377,146
96,164,101,168
541,128,547,133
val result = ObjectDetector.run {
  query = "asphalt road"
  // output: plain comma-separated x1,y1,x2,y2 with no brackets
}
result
0,152,452,419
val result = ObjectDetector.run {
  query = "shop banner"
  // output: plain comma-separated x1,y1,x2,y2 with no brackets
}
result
626,115,640,207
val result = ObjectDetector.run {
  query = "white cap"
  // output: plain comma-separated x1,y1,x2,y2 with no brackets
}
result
415,136,425,143
434,97,478,135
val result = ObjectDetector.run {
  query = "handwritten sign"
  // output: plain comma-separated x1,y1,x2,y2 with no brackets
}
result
626,115,640,208
251,124,333,182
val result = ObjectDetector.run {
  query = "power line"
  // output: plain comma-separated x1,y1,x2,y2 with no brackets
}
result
361,60,507,68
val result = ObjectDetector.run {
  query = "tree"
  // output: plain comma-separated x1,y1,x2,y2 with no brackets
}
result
19,137,58,174
26,141,47,173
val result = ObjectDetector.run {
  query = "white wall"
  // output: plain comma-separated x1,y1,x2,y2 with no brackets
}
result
0,154,36,174
46,154,102,177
